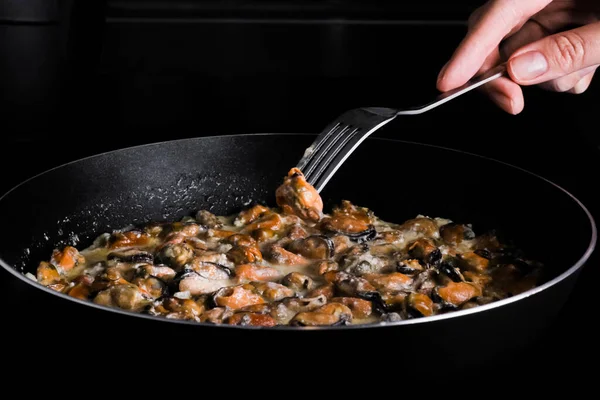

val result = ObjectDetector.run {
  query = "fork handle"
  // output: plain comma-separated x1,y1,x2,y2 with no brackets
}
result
398,63,508,116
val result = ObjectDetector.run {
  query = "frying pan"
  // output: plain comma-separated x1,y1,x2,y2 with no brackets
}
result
0,134,595,373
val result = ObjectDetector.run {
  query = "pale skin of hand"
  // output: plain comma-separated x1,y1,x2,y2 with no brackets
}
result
437,0,600,114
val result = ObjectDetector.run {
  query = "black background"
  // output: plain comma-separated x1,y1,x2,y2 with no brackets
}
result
1,0,599,385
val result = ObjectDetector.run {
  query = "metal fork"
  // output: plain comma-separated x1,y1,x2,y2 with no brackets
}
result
296,63,507,193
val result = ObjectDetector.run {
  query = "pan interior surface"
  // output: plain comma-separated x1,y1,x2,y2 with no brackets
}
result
0,134,595,326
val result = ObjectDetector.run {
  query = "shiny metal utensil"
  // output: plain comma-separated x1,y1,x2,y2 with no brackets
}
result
296,63,507,192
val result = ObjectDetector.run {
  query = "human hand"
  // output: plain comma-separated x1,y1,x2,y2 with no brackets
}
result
437,0,600,114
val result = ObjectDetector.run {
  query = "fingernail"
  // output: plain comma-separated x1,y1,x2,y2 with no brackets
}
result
509,51,548,81
488,91,515,114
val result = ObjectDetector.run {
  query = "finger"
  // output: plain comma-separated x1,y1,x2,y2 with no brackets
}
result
568,69,596,93
501,8,599,58
453,44,524,114
475,51,507,104
532,9,599,31
473,45,524,114
507,21,600,85
477,48,507,96
482,76,525,114
500,19,550,60
469,2,529,37
437,0,552,91
538,65,598,92
467,3,488,29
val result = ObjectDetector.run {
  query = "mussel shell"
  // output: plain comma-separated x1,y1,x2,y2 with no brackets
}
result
474,249,492,259
430,288,459,310
195,262,233,279
107,249,155,264
318,235,336,258
289,312,351,327
426,249,442,266
357,290,388,313
437,257,464,282
396,260,424,275
289,235,335,259
172,267,200,283
210,286,234,309
346,226,377,243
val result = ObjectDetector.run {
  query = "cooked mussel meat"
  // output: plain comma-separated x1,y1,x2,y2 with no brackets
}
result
432,281,482,308
459,252,490,273
275,168,323,222
282,272,314,292
132,276,167,299
287,235,335,259
396,259,425,275
252,282,295,302
155,242,195,270
175,266,232,296
330,297,373,319
212,284,265,310
408,238,442,266
93,284,152,311
282,295,328,312
440,223,475,244
196,209,222,228
406,293,434,317
290,303,353,326
227,312,277,327
227,245,263,264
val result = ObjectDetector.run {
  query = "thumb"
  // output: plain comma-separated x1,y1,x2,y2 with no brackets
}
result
507,21,600,85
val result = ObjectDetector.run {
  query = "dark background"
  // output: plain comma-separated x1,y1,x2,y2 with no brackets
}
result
1,0,599,383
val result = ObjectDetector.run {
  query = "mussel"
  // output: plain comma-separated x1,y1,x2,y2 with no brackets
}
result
431,281,482,309
252,282,295,302
330,297,373,319
356,290,388,314
227,245,263,264
408,238,442,266
174,266,232,296
227,312,277,327
191,261,232,280
459,252,490,273
282,272,314,292
287,235,335,260
437,256,465,283
195,209,222,228
290,303,353,326
282,295,328,312
396,259,425,275
440,223,475,244
406,293,434,318
107,249,155,264
155,242,195,270
93,284,152,311
211,284,265,310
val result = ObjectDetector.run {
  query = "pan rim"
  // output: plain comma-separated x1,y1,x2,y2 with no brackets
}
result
0,133,596,331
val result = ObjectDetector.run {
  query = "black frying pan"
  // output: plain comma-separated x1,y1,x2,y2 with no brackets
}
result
0,134,595,374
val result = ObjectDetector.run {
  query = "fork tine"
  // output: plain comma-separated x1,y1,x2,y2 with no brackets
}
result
308,114,397,192
295,120,344,172
305,126,360,187
303,124,353,182
307,127,365,192
296,107,398,192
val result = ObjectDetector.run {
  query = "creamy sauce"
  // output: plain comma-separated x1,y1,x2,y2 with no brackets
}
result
32,172,543,327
